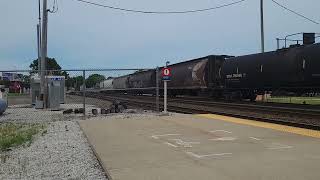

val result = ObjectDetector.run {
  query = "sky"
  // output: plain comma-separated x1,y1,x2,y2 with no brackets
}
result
0,0,319,71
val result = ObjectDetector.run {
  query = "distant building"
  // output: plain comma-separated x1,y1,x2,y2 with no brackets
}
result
1,72,23,82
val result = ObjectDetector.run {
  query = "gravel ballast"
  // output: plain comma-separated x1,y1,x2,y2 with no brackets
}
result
0,104,107,180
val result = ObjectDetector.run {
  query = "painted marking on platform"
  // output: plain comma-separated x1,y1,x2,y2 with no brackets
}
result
199,153,233,158
210,130,232,134
186,152,201,158
267,143,293,150
186,152,232,159
268,146,293,150
249,137,262,141
170,139,200,148
164,142,178,148
209,137,237,141
198,114,320,138
151,134,181,139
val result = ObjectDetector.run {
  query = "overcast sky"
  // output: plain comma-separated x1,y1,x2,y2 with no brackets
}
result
0,0,319,70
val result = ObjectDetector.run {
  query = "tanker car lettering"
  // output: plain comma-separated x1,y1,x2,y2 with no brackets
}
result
226,74,233,79
232,73,243,78
226,74,244,78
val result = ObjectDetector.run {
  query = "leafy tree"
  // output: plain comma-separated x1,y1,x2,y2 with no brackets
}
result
30,57,60,71
65,76,84,91
22,75,31,88
85,74,105,88
29,57,69,78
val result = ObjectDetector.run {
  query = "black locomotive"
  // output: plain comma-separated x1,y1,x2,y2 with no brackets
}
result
101,41,320,100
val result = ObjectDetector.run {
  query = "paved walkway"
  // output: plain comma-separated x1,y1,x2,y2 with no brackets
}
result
79,113,320,180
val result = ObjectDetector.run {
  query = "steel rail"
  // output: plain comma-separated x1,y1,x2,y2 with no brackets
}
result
70,92,320,130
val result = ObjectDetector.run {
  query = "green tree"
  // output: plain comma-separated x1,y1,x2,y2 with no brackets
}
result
22,75,31,88
29,57,69,78
65,76,84,91
86,74,105,88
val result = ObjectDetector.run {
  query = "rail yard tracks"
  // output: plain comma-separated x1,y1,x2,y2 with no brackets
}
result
70,91,320,130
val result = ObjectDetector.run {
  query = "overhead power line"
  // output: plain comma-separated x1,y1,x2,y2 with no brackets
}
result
72,0,246,14
271,0,319,25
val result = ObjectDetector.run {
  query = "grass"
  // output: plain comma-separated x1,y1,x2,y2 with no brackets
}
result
0,123,46,151
266,97,320,105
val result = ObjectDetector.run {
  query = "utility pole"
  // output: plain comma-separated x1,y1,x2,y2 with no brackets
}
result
37,0,41,75
40,0,48,108
37,25,41,74
260,0,265,53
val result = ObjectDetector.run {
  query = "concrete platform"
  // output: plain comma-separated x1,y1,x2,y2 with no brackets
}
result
79,113,320,180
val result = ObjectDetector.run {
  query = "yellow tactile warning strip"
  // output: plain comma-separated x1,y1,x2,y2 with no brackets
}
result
197,114,320,138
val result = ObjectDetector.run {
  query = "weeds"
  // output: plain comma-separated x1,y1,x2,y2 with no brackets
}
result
0,123,46,151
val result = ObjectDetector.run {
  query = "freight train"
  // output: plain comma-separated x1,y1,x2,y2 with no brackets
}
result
99,42,320,101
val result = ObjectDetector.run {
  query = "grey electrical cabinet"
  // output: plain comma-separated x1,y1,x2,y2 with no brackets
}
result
46,76,65,109
31,75,41,105
48,80,61,110
31,75,65,108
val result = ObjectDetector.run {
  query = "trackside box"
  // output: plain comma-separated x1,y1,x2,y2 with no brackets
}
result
31,75,65,105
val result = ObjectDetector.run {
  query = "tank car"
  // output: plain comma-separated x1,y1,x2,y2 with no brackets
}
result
112,75,130,89
99,79,114,89
128,70,156,94
129,70,156,88
158,55,231,96
221,43,320,99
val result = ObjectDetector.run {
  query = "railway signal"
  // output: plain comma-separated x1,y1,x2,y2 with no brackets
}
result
162,67,171,81
162,63,171,114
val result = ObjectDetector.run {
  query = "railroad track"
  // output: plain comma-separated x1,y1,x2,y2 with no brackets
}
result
70,91,320,130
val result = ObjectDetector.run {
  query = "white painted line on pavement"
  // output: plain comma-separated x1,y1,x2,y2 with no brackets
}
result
164,142,178,148
170,139,200,148
210,130,232,134
186,151,232,159
170,139,201,144
268,143,293,150
151,133,181,139
249,137,261,141
268,146,293,150
199,153,233,158
185,152,201,158
209,137,237,141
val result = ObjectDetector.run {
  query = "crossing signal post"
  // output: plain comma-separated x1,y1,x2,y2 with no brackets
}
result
162,66,171,113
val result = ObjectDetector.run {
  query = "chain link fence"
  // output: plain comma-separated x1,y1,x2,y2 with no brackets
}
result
0,68,160,122
0,68,164,180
